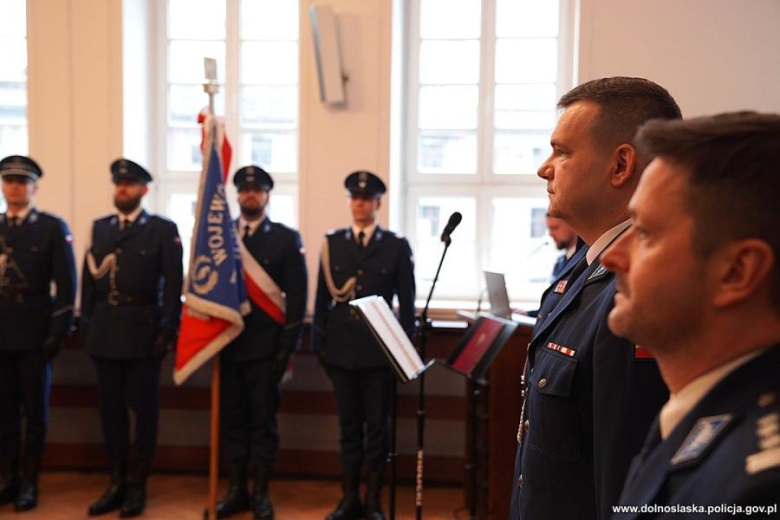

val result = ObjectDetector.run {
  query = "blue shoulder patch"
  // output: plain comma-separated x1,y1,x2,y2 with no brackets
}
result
671,414,733,466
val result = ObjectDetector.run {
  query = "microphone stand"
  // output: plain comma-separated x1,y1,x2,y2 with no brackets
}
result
413,235,452,520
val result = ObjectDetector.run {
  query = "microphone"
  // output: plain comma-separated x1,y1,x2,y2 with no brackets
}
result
440,211,462,244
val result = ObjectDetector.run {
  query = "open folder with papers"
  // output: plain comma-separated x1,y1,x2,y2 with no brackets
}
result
349,295,434,383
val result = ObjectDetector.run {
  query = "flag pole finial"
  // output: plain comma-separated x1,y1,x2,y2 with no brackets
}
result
203,57,219,116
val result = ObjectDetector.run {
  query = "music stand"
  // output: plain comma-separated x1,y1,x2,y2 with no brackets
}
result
441,315,518,520
349,296,435,519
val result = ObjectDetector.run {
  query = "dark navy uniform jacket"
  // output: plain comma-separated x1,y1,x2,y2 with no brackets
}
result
0,209,77,351
80,210,183,359
511,248,668,520
221,218,308,364
614,345,780,519
312,226,415,369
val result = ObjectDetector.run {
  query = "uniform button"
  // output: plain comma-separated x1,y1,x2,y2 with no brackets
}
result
357,269,363,275
357,285,362,291
517,474,523,487
524,420,530,433
116,248,122,254
538,378,547,389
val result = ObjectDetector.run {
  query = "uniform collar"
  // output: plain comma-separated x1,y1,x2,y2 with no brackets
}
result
6,204,34,223
586,219,632,265
659,349,764,439
352,222,377,246
239,214,267,237
117,206,143,225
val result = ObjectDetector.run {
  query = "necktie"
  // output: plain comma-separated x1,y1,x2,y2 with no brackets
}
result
121,218,131,231
243,224,251,240
8,216,18,228
357,231,366,248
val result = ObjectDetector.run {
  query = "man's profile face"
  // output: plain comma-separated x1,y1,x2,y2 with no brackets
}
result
537,100,613,225
1,176,36,207
546,216,577,250
350,193,381,223
113,180,148,213
238,185,270,218
602,158,709,350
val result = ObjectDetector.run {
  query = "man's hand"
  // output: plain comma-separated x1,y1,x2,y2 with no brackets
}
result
42,335,65,363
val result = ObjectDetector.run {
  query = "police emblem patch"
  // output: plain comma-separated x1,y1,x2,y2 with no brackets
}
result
671,414,733,466
587,263,609,281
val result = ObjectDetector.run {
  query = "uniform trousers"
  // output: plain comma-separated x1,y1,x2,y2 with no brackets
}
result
92,356,161,473
220,359,280,469
0,351,51,460
329,366,394,473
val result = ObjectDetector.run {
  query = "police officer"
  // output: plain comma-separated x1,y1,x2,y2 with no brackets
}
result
81,159,183,518
605,113,780,518
214,166,307,520
0,155,77,512
313,171,415,520
510,78,680,520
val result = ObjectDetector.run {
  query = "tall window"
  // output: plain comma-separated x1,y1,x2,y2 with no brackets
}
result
162,0,299,262
0,0,28,159
405,0,572,304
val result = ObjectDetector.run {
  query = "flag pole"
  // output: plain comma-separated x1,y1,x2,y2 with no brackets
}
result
203,57,220,520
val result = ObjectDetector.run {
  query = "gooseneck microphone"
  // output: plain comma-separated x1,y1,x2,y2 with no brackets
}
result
439,211,462,244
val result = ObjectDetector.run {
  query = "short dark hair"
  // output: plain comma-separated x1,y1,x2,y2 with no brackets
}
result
558,77,682,152
635,111,780,311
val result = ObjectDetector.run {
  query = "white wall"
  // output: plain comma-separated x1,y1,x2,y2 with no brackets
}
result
577,0,780,116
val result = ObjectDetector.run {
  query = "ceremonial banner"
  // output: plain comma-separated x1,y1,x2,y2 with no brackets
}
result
174,117,248,385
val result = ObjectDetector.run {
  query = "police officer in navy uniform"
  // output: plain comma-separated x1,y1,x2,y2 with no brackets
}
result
313,171,415,520
81,159,183,518
510,78,681,520
214,166,307,520
603,113,780,518
0,156,77,512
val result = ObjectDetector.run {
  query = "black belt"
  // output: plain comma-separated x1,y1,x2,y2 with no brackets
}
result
98,291,157,307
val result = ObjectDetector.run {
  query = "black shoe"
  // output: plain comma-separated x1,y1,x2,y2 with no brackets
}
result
0,457,20,505
253,466,273,520
214,486,250,519
326,470,363,520
13,482,37,512
119,486,146,518
364,471,385,520
87,484,127,516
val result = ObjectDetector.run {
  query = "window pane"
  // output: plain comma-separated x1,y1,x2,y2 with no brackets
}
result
169,0,226,40
415,196,478,295
168,192,197,272
0,125,27,158
241,0,298,40
0,82,26,124
496,0,559,38
420,0,480,40
419,40,479,84
0,1,26,38
169,84,225,125
418,86,478,130
417,131,477,174
239,131,297,173
494,83,556,129
268,192,297,228
241,42,298,84
167,129,203,171
495,38,557,84
241,85,297,126
493,131,550,175
488,198,560,300
169,41,226,83
0,39,26,82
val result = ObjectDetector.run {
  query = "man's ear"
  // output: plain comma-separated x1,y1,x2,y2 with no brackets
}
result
376,197,382,211
141,184,149,196
611,144,637,188
711,239,776,309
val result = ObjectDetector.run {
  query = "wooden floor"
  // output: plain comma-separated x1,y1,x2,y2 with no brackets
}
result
0,472,465,519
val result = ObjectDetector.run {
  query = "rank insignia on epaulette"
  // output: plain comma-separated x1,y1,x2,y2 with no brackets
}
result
746,412,780,475
671,414,733,466
587,263,609,280
554,280,567,294
546,341,575,357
